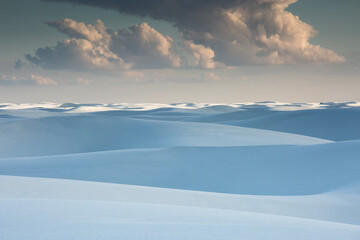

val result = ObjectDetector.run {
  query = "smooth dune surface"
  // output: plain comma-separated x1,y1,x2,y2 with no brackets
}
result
0,102,359,240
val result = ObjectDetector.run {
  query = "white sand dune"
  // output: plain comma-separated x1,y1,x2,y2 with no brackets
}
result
0,102,359,239
0,141,359,195
2,197,359,240
1,176,359,240
1,175,359,225
0,115,330,158
219,108,360,141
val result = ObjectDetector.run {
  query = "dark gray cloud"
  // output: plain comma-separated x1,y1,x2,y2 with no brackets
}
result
43,0,241,21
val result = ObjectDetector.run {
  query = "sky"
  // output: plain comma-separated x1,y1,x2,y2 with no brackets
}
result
0,0,359,103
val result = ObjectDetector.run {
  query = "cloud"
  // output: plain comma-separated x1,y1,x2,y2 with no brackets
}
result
43,0,345,65
30,74,58,85
111,22,181,68
46,18,108,42
25,19,131,71
24,19,184,71
183,40,216,69
76,77,91,84
203,72,221,81
123,71,146,82
0,74,57,86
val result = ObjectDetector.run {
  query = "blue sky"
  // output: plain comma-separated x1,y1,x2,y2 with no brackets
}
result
0,0,359,103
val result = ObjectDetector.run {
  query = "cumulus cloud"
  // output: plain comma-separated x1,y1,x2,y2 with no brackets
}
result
46,18,108,42
44,0,345,65
24,19,186,71
184,40,216,69
111,22,181,68
0,74,57,86
25,19,131,71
